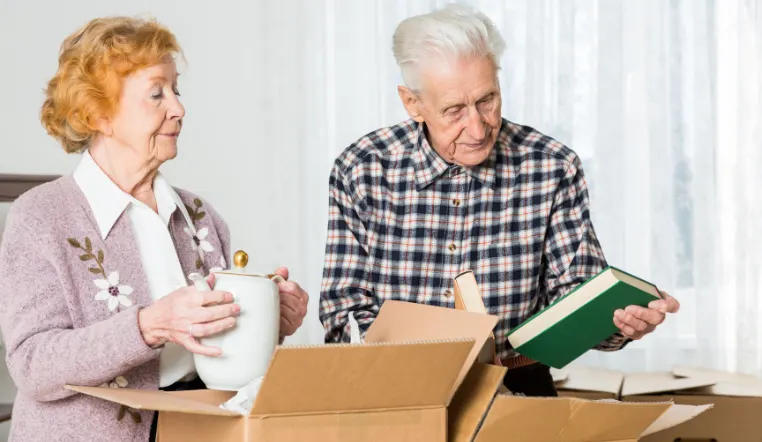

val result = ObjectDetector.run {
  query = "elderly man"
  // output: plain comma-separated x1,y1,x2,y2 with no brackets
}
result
319,4,679,397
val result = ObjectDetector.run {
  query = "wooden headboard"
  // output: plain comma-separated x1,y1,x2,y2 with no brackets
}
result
0,174,61,202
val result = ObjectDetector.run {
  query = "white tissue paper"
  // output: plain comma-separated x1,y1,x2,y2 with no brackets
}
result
219,375,265,415
349,312,364,344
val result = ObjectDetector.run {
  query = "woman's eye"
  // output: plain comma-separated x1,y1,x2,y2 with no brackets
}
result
151,90,163,99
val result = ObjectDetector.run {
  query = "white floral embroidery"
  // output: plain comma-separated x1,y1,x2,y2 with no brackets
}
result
184,226,214,259
209,256,227,273
99,376,128,389
94,272,134,312
188,256,226,285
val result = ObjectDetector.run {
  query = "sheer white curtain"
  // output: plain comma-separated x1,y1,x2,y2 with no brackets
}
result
289,0,762,374
5,0,757,375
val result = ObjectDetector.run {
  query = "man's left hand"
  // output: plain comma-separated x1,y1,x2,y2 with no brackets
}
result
272,267,309,339
613,291,680,340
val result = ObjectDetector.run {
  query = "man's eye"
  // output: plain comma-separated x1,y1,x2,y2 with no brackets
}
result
478,94,495,105
446,106,462,115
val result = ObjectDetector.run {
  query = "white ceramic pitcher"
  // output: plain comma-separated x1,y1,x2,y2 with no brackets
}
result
189,250,281,391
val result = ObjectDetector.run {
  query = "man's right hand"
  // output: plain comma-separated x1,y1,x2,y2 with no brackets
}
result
137,284,239,356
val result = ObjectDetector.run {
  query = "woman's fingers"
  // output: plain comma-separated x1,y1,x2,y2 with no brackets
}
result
190,302,240,324
180,334,222,356
194,290,234,306
188,317,236,338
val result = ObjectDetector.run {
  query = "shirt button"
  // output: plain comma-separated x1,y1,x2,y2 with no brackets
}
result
453,199,461,206
448,243,457,252
444,290,453,298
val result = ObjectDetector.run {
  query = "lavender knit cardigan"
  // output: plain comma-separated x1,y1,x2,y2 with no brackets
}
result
0,175,231,441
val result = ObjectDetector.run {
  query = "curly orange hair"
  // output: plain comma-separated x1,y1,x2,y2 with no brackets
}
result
40,16,183,153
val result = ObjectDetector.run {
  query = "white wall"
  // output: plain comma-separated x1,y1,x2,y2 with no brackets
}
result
1,1,340,337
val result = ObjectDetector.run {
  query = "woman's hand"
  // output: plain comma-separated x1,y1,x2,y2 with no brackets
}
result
272,267,309,339
137,273,239,356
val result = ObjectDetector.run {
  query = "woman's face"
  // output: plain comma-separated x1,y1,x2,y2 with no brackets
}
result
105,59,185,165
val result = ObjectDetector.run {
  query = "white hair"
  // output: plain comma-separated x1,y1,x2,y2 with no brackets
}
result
392,3,506,91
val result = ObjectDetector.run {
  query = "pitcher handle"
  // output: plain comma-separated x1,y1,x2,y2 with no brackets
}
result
267,274,286,284
188,273,213,292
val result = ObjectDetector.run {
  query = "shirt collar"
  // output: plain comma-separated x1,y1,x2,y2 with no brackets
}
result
470,143,497,190
73,150,194,239
413,121,499,191
413,123,451,190
154,173,195,230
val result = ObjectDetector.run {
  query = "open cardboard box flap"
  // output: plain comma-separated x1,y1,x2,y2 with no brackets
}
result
65,385,240,417
448,363,507,442
672,365,762,383
622,371,762,398
621,372,718,397
248,338,473,415
553,366,624,395
474,394,712,442
365,299,499,402
68,300,496,419
68,338,474,417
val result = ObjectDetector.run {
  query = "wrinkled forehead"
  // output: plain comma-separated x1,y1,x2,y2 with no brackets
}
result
417,55,500,100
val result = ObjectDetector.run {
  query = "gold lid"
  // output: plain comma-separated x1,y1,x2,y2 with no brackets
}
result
233,250,248,269
215,250,279,280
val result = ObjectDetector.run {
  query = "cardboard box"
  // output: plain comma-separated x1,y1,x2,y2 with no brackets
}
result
553,366,624,400
67,299,711,442
476,393,710,442
453,270,496,365
68,300,502,442
622,367,762,442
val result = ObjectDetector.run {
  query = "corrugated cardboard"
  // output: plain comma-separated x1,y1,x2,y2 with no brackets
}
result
622,368,762,442
364,298,500,402
453,270,496,365
553,366,625,400
69,300,502,442
67,294,711,442
672,365,762,383
475,394,712,442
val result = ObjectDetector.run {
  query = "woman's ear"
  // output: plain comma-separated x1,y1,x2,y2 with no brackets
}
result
95,117,113,137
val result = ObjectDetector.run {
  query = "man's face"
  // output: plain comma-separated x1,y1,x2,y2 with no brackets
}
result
399,56,502,167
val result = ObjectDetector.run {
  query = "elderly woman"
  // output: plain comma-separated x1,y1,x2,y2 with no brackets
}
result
0,16,309,441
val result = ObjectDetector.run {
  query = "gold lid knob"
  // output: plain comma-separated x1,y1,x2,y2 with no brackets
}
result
233,250,248,269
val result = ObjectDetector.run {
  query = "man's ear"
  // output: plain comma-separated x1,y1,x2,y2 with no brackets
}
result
398,85,425,123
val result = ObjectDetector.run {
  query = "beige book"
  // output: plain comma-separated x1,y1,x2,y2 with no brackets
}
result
453,270,496,365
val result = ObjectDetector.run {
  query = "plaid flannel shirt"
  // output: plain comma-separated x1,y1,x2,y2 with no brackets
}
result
319,118,629,360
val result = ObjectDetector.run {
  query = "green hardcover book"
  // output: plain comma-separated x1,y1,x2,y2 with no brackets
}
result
506,266,662,369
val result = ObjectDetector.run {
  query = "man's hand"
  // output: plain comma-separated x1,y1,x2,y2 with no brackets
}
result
272,267,309,339
613,291,680,340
